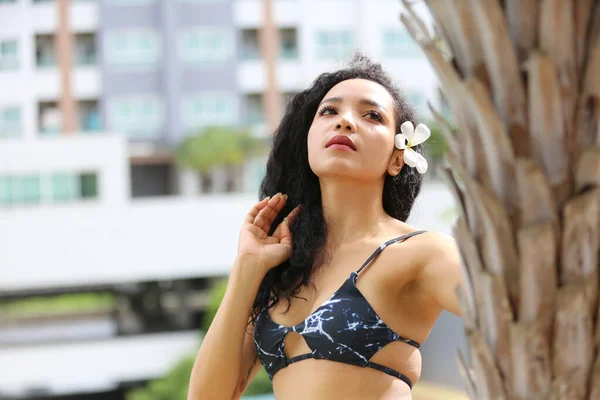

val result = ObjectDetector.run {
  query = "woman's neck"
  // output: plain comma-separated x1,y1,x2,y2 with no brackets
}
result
319,177,390,248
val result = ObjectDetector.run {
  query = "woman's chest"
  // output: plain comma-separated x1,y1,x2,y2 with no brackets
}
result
268,245,421,331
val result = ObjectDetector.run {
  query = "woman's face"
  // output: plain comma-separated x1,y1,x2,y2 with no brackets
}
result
307,79,400,182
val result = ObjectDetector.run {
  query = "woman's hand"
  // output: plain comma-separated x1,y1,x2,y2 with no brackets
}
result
237,193,301,275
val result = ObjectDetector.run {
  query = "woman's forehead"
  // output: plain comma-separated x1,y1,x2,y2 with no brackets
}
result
322,79,394,107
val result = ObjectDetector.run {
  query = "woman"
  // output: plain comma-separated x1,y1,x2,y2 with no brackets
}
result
188,55,463,400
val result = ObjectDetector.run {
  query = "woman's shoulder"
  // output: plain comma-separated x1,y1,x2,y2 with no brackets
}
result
383,223,458,271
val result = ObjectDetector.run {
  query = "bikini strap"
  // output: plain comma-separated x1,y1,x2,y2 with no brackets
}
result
355,230,427,274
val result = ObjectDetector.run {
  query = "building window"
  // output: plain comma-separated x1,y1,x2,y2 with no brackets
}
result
21,175,42,204
382,29,422,59
180,28,233,65
36,34,57,68
1,175,42,206
438,88,453,125
38,101,61,135
280,28,298,60
104,0,153,4
79,173,98,198
75,33,97,66
108,96,163,139
0,172,98,208
0,106,21,138
51,172,99,203
240,29,259,61
0,40,18,70
79,100,102,132
315,30,354,60
104,30,160,67
408,90,426,118
182,94,235,132
51,173,75,203
244,94,264,126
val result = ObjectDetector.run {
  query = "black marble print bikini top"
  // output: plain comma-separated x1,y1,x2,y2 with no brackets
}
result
253,230,426,389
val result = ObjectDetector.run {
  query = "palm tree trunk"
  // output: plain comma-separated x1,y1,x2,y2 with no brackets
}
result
401,1,600,399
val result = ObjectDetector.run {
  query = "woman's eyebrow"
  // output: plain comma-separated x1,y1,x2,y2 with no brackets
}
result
319,96,388,112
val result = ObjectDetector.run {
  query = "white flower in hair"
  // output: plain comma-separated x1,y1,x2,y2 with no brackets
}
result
394,121,431,174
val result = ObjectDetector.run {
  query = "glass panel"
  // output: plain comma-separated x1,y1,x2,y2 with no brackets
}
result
183,94,234,131
180,29,233,64
0,107,21,137
245,94,264,125
108,97,162,139
316,31,353,60
382,29,422,58
36,35,57,67
408,91,426,118
104,0,152,4
39,104,61,136
21,175,41,204
240,29,260,60
51,173,74,203
0,40,18,70
79,173,98,199
79,102,102,133
280,29,298,60
105,30,160,66
0,176,12,206
75,34,97,66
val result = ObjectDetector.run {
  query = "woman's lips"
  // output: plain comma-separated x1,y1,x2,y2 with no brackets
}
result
325,135,356,151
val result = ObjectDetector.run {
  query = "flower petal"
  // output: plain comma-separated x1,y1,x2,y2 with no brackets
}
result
410,123,431,147
414,152,428,174
400,121,414,140
403,147,418,167
395,133,408,150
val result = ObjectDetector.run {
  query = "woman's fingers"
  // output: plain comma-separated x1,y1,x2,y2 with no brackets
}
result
253,193,287,233
286,205,302,226
272,205,302,239
244,196,270,225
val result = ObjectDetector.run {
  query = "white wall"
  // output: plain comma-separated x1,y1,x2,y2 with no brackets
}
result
0,331,200,397
0,134,129,209
0,182,455,292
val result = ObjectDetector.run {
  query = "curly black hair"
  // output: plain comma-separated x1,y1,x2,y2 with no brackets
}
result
253,54,425,323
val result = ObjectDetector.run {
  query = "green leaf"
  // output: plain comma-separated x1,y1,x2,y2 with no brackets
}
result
175,126,267,174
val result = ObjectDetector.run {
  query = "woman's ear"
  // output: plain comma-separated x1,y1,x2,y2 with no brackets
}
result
387,149,404,177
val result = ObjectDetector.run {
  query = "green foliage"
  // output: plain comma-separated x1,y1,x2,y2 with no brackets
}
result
126,277,272,400
242,368,273,396
0,292,115,317
202,278,229,332
424,122,447,163
127,355,196,400
175,126,267,174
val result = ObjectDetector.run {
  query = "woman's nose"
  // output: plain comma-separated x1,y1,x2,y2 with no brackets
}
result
335,112,356,132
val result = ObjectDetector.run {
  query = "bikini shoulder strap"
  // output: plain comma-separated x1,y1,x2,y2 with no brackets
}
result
356,230,427,274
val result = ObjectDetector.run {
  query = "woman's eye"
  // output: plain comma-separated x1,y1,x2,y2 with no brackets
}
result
365,111,383,122
318,107,337,116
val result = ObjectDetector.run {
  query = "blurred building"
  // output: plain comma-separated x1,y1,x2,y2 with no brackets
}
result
0,1,447,399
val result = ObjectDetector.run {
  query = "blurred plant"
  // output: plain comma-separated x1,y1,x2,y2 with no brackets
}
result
175,126,267,174
423,122,447,164
127,354,195,400
126,277,272,400
0,292,115,318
